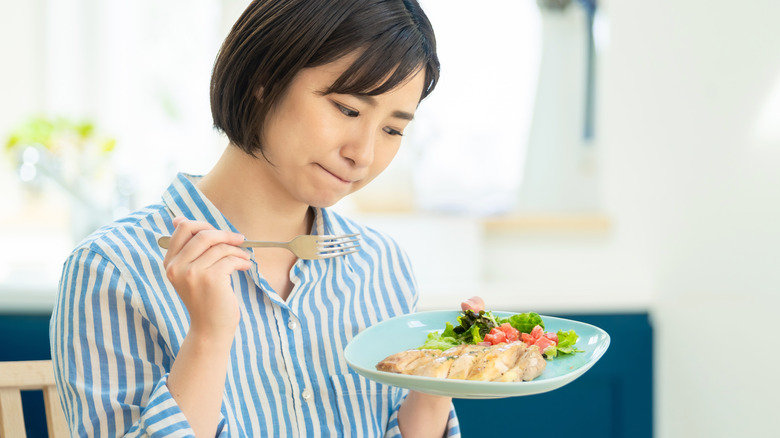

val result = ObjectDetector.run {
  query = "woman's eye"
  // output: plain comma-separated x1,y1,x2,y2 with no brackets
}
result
335,103,359,117
384,127,403,136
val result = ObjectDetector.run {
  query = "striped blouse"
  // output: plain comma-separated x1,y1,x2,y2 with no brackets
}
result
50,173,460,437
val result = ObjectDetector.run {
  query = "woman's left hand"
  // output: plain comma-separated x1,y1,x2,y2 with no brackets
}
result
397,296,486,436
398,390,452,438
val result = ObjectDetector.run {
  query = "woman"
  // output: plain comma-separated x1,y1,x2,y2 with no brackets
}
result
51,0,483,436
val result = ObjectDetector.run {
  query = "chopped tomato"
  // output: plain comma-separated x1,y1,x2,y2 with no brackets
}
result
520,324,559,354
484,327,507,345
521,332,536,344
498,323,520,342
533,336,555,354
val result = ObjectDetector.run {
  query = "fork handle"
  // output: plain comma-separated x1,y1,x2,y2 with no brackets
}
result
157,236,286,250
157,236,172,249
238,241,287,249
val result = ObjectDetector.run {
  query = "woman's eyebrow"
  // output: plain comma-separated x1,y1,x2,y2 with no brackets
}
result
353,94,415,121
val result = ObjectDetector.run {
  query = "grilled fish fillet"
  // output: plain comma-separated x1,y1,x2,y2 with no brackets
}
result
376,341,546,382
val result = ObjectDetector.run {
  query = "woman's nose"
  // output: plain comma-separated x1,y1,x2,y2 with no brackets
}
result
341,128,376,167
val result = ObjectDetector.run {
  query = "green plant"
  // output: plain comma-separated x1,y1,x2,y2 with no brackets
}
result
5,115,115,158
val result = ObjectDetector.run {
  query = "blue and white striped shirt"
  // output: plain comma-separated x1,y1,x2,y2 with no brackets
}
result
50,173,460,437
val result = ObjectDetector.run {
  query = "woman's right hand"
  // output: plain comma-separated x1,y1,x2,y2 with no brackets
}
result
162,217,252,343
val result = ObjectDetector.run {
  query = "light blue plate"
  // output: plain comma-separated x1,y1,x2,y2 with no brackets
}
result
344,310,610,399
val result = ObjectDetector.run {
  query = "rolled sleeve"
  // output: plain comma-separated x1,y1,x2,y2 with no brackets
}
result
131,374,228,438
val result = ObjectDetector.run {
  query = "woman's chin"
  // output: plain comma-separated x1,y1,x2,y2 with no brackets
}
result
305,182,366,209
305,192,348,209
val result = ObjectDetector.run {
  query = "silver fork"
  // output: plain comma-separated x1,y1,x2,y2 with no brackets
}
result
157,233,361,260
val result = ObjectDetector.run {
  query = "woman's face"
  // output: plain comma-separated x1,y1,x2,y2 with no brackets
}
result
258,52,425,208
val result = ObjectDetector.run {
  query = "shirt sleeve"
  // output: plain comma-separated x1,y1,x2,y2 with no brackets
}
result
50,248,229,437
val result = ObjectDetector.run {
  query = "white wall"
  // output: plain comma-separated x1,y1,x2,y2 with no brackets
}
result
371,1,780,436
600,0,780,436
0,1,45,136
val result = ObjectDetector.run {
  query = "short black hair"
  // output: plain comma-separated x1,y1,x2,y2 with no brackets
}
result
210,0,440,156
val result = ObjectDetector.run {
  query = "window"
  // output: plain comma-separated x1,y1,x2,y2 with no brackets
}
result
349,0,543,215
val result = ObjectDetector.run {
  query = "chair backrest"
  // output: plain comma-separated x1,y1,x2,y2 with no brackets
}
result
0,360,69,438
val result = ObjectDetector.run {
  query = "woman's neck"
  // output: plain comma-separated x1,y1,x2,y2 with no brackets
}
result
196,145,313,241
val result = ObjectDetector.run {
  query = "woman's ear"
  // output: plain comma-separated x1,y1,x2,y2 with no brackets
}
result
254,86,264,101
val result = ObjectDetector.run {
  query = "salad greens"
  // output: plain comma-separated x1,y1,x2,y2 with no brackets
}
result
418,310,583,359
499,312,544,334
553,329,581,355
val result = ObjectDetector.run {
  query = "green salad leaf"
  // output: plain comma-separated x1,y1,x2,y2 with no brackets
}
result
453,310,498,342
555,329,584,355
497,312,544,334
418,331,460,351
417,310,584,360
418,322,461,350
418,310,496,350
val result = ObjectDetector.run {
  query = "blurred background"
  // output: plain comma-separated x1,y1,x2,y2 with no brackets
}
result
1,0,779,437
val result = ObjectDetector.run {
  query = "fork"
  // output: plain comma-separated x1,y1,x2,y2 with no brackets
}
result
157,233,361,260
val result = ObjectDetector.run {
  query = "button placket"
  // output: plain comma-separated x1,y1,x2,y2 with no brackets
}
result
272,306,309,433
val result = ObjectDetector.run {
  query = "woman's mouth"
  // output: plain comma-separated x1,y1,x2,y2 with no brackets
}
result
318,164,352,184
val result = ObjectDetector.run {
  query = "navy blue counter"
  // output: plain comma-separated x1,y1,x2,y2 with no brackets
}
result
453,313,653,438
1,312,652,438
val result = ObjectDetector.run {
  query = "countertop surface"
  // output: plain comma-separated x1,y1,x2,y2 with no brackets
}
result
0,273,652,315
1,212,653,315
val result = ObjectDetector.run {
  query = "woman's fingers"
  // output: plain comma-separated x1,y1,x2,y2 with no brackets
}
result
163,219,216,262
461,296,485,313
186,243,251,277
208,255,253,277
173,251,252,295
165,219,245,265
160,219,252,338
162,218,249,297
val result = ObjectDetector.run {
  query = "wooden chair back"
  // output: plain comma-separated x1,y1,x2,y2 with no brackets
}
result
0,360,69,438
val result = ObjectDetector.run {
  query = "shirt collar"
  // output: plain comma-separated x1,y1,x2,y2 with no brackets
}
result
162,173,237,231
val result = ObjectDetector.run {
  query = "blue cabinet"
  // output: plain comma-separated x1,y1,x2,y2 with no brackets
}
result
453,313,653,438
0,313,53,438
1,312,652,438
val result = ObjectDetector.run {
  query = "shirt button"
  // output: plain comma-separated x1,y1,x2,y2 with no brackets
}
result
288,319,297,330
301,388,313,401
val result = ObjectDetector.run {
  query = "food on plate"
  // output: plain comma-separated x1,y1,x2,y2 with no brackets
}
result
375,310,584,382
417,310,583,359
376,341,546,382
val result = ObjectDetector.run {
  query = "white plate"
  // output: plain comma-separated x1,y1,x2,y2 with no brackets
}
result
344,310,610,399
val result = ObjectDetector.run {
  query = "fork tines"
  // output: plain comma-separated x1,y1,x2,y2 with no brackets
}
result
318,233,361,258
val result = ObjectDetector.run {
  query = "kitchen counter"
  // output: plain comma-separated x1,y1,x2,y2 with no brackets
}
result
0,273,652,315
1,211,653,315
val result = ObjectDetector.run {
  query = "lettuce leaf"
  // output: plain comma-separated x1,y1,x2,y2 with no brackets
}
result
418,314,490,349
418,332,459,351
418,322,460,350
468,325,483,344
555,329,584,355
417,311,584,359
498,312,545,334
454,310,497,342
